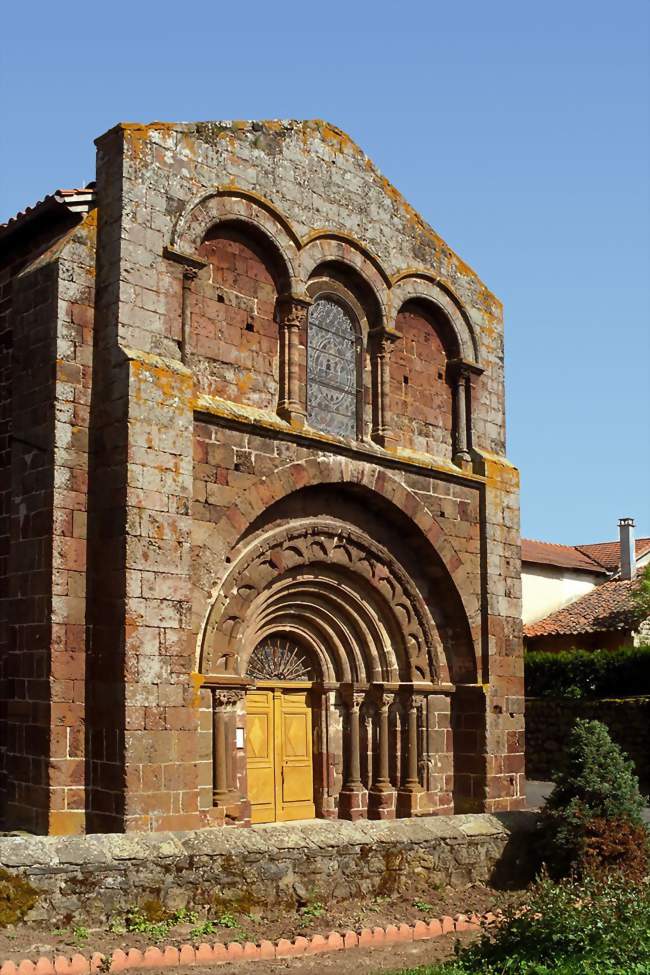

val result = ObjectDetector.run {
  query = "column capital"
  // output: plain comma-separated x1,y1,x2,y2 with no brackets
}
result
276,293,312,323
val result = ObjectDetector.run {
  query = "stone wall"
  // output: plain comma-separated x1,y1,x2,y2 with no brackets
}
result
525,695,650,788
0,814,524,925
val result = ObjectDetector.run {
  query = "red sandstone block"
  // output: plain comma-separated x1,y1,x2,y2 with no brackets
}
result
226,943,244,961
306,935,328,955
454,914,472,932
413,921,431,941
54,959,70,975
384,925,400,944
70,956,89,975
372,927,386,946
109,951,127,973
242,943,259,960
275,939,292,959
1,964,18,975
326,933,343,951
34,961,54,975
259,941,275,960
343,931,358,949
441,916,455,934
125,950,143,970
194,944,212,965
142,949,163,970
428,919,443,937
161,947,179,967
358,928,373,947
211,945,228,963
293,938,309,956
17,963,36,975
177,946,194,967
398,924,413,942
89,954,104,973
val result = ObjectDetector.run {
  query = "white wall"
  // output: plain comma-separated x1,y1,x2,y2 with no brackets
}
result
522,565,601,625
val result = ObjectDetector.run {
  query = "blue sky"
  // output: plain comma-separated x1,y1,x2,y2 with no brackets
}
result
2,0,648,544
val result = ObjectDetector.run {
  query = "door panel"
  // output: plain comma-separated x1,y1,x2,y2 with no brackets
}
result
245,688,315,823
277,691,315,820
245,692,275,824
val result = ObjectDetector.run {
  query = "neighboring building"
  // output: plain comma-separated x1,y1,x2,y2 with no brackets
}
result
0,119,524,836
523,518,650,652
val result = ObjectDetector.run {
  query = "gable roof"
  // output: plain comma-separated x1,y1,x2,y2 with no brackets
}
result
575,537,650,573
521,539,606,573
524,577,642,638
0,186,96,243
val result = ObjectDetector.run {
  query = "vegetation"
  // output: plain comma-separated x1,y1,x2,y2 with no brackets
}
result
540,718,648,876
525,643,650,698
388,873,650,974
632,564,650,622
0,868,38,927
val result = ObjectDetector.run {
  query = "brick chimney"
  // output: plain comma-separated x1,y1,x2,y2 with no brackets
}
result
618,517,636,580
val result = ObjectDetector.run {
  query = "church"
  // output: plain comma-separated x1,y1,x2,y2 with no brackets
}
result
0,120,525,834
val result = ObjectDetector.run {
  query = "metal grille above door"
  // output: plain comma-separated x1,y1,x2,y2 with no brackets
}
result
307,299,359,439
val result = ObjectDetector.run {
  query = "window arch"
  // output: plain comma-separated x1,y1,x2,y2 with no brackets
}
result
306,296,361,439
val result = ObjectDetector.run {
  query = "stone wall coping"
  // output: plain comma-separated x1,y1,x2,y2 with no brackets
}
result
0,814,510,869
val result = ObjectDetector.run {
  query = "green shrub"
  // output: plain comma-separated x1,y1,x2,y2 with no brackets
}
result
388,873,650,974
525,644,650,698
541,718,648,875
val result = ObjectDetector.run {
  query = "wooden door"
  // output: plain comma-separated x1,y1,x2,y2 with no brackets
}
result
276,690,315,822
245,688,315,823
245,691,275,824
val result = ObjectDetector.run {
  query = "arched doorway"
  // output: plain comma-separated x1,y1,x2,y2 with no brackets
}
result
199,515,472,822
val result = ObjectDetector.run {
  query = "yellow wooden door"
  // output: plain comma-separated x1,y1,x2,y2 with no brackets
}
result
246,688,315,823
276,690,315,822
245,691,275,824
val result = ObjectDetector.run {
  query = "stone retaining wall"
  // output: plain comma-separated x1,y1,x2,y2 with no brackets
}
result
0,814,527,926
525,696,650,786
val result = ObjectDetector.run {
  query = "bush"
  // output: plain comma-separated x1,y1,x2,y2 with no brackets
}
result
541,718,648,875
390,873,650,974
580,817,649,882
525,644,650,698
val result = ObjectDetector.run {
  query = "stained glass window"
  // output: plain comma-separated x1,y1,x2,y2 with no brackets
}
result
247,637,313,681
307,298,359,439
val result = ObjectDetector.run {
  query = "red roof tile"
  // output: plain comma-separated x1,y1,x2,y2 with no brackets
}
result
0,186,95,237
521,539,606,573
576,538,650,573
524,577,643,638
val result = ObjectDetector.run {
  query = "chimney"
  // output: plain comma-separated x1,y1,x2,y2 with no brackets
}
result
618,517,636,580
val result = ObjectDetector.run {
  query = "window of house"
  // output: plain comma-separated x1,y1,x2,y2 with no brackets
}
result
307,297,359,439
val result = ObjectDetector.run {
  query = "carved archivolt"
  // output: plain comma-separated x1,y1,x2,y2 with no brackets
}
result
200,519,441,684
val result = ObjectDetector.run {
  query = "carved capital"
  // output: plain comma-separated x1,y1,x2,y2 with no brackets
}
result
212,688,243,709
370,326,401,358
277,294,311,328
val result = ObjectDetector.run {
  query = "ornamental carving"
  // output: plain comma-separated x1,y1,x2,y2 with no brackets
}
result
247,637,312,681
200,519,440,683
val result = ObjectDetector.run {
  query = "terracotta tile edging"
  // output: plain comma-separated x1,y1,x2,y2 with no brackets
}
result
0,912,496,973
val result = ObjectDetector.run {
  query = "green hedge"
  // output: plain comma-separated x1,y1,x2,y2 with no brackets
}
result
525,645,650,698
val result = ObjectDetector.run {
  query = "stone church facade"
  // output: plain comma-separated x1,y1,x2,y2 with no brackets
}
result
0,120,524,835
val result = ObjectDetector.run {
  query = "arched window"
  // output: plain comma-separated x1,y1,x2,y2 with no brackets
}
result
307,297,360,439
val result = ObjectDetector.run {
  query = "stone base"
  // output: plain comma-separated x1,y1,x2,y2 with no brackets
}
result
338,787,368,821
396,787,428,818
368,785,396,819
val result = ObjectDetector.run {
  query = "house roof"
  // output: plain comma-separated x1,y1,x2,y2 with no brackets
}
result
0,186,96,243
524,577,642,638
575,537,650,573
521,539,606,573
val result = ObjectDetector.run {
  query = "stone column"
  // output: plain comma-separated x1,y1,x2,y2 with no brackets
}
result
339,690,367,820
397,693,426,817
370,328,400,447
277,295,310,426
453,367,472,468
368,691,396,819
180,267,198,364
212,688,242,806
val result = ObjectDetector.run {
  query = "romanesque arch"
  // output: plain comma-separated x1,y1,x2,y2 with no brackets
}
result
389,274,480,365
